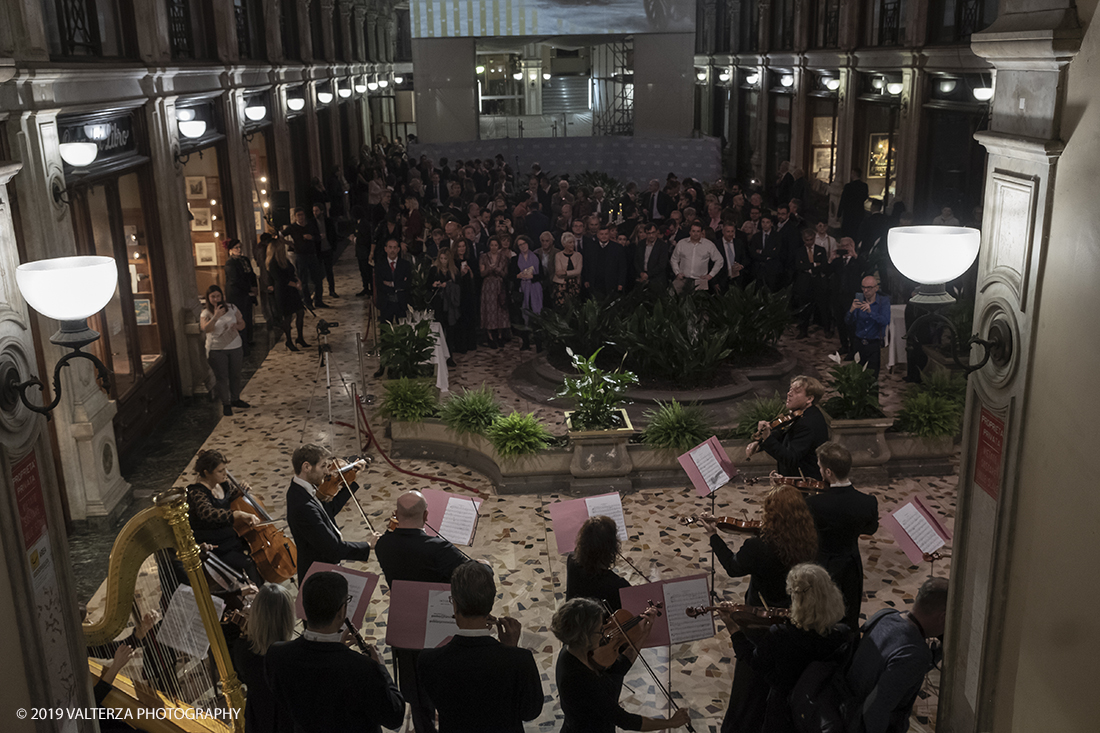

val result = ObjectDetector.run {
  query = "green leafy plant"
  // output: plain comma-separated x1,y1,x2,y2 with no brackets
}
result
405,257,437,313
914,368,968,407
378,378,439,422
732,392,789,439
571,170,625,205
558,347,638,431
379,320,435,379
530,293,637,362
617,291,732,386
439,385,503,436
822,353,884,420
707,282,792,361
485,411,553,458
642,400,714,453
896,391,963,438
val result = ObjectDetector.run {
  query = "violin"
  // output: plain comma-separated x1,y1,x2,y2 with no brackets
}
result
685,603,790,628
769,474,826,494
589,601,662,669
227,469,299,584
316,457,370,501
678,512,762,535
746,409,804,460
387,511,399,532
199,546,256,631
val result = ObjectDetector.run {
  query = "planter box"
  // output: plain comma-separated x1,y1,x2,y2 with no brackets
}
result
886,433,955,460
828,416,895,466
564,409,637,489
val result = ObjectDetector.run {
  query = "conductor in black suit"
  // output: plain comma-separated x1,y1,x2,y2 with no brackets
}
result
748,376,830,480
376,238,412,323
374,491,469,733
634,223,671,290
417,562,543,733
805,442,879,629
285,444,378,584
266,571,405,733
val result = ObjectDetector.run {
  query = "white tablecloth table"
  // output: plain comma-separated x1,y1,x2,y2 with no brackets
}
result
886,303,908,371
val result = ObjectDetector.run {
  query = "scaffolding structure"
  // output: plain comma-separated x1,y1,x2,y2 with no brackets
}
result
591,41,634,136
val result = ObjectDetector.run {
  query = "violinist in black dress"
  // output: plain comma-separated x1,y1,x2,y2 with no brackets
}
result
748,376,829,480
565,515,630,613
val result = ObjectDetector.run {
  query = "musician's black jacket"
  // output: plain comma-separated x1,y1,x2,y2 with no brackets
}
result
759,404,829,480
286,478,373,583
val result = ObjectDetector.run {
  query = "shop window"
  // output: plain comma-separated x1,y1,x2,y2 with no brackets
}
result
810,0,840,48
85,183,136,396
246,131,275,240
770,0,795,51
43,0,135,58
118,174,164,374
928,0,997,44
873,0,906,47
234,0,266,60
182,148,229,297
395,9,413,62
809,105,838,184
166,0,215,60
281,0,300,61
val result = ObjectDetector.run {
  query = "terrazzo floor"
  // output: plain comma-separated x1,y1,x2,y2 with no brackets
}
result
90,257,954,732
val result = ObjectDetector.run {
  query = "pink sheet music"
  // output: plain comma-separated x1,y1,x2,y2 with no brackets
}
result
421,487,483,545
548,492,622,555
384,580,455,649
293,562,379,629
618,574,713,648
881,495,953,565
678,436,739,497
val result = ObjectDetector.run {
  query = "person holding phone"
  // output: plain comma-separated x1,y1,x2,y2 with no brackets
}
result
846,275,891,379
200,284,247,416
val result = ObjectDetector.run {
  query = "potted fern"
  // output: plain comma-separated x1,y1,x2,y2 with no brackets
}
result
823,353,894,466
888,371,965,460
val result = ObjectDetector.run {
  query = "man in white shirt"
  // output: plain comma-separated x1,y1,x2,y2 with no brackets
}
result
932,206,960,226
671,221,723,292
814,219,840,261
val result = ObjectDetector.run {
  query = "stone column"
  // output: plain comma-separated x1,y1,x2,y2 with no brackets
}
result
753,64,769,182
10,110,130,525
521,45,543,116
298,0,315,63
271,87,296,201
353,3,368,62
224,91,254,247
789,66,807,169
939,4,1083,731
892,66,922,209
829,66,857,226
318,0,336,61
1,165,94,733
339,1,355,62
264,0,284,62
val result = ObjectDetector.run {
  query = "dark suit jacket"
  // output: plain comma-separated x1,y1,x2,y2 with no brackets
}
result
583,242,627,296
713,237,749,292
265,637,405,733
524,209,551,241
750,229,785,291
760,404,829,480
633,238,671,289
641,190,675,220
417,635,543,733
376,257,412,322
838,179,869,237
373,528,468,587
805,484,879,627
286,480,373,584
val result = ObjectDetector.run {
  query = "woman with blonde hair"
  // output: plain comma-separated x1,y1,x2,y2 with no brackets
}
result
232,584,295,733
265,234,307,351
718,563,851,733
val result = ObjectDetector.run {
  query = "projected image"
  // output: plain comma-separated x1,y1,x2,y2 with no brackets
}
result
412,0,695,38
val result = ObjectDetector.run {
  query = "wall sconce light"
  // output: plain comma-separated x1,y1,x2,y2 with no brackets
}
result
338,87,352,99
543,72,551,81
939,79,958,94
871,76,885,90
178,120,207,139
718,70,732,83
58,142,98,168
1,256,117,414
367,80,379,91
745,72,760,85
825,77,841,91
317,90,334,104
780,73,794,87
355,82,368,93
287,96,306,112
378,77,389,88
394,76,405,85
696,70,708,82
973,85,994,102
83,124,110,141
476,65,486,74
244,104,267,121
176,108,196,122
887,81,903,95
891,227,1009,375
512,71,523,81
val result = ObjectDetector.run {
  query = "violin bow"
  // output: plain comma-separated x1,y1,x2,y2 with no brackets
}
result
600,601,695,733
334,459,379,534
615,550,649,582
423,518,475,562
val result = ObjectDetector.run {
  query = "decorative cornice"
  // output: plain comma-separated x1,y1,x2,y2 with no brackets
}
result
974,130,1066,163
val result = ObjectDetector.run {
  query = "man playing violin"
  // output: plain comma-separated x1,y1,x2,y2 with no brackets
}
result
747,375,829,480
285,444,379,584
804,442,879,629
374,490,469,733
417,561,543,733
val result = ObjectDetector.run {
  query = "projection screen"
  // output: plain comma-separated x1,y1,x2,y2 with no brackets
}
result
411,0,695,38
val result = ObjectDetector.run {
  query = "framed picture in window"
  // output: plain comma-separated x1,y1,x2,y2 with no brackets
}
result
191,207,212,231
133,299,153,326
195,241,218,267
185,176,207,199
867,133,894,179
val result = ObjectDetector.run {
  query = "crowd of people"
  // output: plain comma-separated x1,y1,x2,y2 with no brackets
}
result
245,140,976,391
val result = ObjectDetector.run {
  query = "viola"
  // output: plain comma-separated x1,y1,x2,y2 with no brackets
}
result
316,457,370,501
387,511,399,532
769,474,826,494
678,513,761,535
199,546,256,631
685,603,789,628
589,601,662,669
227,470,299,584
746,409,804,460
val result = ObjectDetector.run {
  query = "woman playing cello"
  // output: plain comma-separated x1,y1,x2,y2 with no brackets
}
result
186,449,262,585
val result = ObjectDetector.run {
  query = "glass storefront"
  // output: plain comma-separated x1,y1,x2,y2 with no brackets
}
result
856,101,900,202
808,96,838,185
246,130,275,240
182,145,231,296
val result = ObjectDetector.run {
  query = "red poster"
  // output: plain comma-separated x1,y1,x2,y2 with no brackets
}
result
12,450,47,549
973,407,1005,500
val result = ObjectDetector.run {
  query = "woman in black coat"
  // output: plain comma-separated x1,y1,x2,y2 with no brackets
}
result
451,239,479,354
224,238,258,352
264,235,308,351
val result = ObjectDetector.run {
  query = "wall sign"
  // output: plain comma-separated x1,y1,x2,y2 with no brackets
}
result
58,112,137,168
973,407,1005,500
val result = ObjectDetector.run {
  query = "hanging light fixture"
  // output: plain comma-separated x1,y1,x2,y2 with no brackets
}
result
780,73,794,87
939,79,957,94
394,75,404,85
355,81,367,93
178,120,207,139
476,65,486,74
871,76,885,90
887,81,903,95
83,124,110,141
244,104,267,121
825,78,841,91
973,85,994,101
378,76,389,88
718,70,732,83
338,86,352,99
58,142,99,168
746,72,760,85
176,108,196,121
367,80,379,91
317,89,334,104
287,96,306,111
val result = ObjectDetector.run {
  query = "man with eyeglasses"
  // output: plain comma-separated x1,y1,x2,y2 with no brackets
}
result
846,275,891,379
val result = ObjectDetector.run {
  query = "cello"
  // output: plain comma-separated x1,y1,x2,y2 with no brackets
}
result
227,469,299,584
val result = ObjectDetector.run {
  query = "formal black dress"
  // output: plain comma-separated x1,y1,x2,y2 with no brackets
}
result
285,479,373,584
265,637,405,733
233,641,292,733
556,650,642,733
805,483,879,628
186,482,261,585
417,634,543,733
760,404,829,480
564,554,630,613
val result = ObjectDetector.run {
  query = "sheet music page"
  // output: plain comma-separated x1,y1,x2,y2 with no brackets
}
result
662,577,715,645
423,589,459,649
893,503,945,555
437,497,480,546
342,571,372,615
689,443,729,494
585,494,628,542
157,585,226,658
